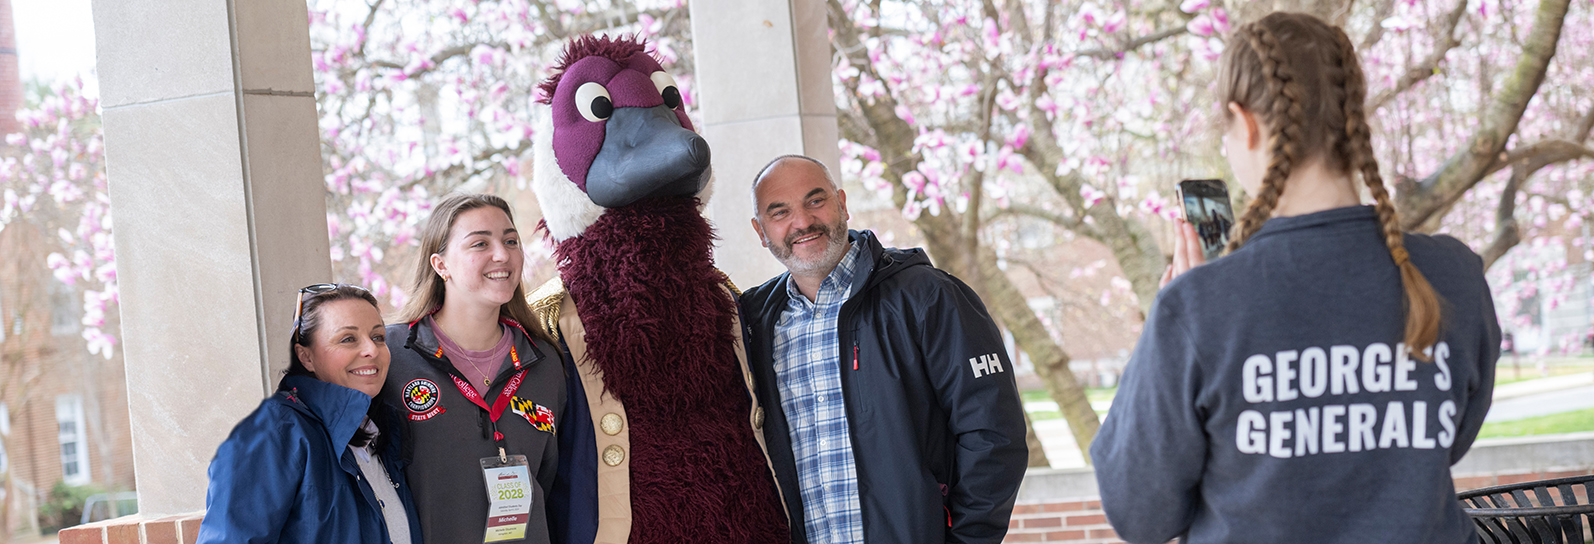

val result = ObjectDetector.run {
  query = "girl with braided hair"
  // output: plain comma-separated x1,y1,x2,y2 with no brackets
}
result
1091,12,1499,543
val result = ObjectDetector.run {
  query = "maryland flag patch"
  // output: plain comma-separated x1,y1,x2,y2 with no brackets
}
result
510,397,556,433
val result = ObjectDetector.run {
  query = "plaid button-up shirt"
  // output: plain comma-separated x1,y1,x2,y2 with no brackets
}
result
773,241,865,544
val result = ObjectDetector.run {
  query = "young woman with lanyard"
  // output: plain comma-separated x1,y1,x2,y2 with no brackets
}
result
383,194,564,544
1091,12,1500,543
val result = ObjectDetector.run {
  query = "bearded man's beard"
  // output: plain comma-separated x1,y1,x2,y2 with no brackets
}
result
767,216,849,276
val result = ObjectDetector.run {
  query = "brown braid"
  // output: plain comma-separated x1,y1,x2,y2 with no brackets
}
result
1224,24,1307,253
1330,27,1443,359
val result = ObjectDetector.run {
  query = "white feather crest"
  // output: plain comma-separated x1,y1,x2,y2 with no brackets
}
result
532,107,605,241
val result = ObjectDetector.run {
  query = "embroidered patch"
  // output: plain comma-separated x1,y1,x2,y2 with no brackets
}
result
509,397,556,433
404,378,445,421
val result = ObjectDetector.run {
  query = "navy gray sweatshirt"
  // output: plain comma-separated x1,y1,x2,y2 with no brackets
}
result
1091,206,1499,544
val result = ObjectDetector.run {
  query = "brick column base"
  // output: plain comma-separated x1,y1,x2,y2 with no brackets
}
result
57,513,204,544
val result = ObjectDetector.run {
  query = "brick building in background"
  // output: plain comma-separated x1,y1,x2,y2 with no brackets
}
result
0,0,19,136
0,0,136,538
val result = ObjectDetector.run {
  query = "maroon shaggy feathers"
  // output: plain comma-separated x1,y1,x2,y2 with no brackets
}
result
535,34,653,104
553,198,788,543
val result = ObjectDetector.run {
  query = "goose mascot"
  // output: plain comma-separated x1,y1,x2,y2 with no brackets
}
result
528,35,790,544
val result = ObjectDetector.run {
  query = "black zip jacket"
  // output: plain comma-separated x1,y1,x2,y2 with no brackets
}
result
378,318,565,544
741,229,1028,544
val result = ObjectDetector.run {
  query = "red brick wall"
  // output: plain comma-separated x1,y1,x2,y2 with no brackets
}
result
0,0,20,136
1007,499,1119,543
58,513,203,544
2,216,137,533
1001,469,1594,543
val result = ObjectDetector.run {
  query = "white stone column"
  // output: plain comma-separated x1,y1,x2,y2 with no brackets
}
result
91,0,330,514
690,0,839,288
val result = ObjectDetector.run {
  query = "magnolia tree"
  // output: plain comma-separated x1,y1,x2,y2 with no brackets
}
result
826,0,1591,459
0,81,112,537
306,0,698,307
0,80,116,359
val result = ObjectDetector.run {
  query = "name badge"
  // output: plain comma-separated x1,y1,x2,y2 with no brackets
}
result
480,455,533,543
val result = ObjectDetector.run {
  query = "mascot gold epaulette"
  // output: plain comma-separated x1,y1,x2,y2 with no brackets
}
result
527,275,742,345
527,277,566,343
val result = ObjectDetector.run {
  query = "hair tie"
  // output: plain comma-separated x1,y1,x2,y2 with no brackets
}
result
1391,247,1410,266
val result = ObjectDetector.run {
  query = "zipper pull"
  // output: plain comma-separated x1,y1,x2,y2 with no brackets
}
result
853,345,860,371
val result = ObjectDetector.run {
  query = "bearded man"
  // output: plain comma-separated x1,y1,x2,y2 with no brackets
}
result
739,155,1028,544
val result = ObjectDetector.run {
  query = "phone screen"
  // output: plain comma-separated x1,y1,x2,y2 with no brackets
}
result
1178,178,1235,261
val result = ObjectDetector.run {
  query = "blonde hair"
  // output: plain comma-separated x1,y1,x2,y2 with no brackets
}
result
1219,12,1441,358
396,193,552,343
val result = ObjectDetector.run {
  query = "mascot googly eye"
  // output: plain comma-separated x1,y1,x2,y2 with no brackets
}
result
533,35,713,241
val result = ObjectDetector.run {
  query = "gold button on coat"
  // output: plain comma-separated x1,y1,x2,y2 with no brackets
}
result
600,413,624,436
753,407,765,429
602,445,626,467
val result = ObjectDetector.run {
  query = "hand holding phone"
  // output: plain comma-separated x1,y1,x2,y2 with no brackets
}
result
1164,179,1234,288
1162,219,1205,288
1175,179,1234,262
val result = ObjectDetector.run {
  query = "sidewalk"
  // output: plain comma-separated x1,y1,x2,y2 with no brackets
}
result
1493,371,1594,400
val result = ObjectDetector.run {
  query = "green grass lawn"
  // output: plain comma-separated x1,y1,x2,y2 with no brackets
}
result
1021,387,1115,422
1021,387,1117,403
1477,408,1594,439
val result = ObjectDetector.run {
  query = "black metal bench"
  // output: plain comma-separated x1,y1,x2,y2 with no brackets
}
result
1460,475,1594,543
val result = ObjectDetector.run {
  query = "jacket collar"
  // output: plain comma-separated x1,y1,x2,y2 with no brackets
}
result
278,374,372,455
1247,205,1381,244
402,315,548,377
751,229,932,325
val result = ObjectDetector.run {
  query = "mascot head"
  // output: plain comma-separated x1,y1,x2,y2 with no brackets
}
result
533,35,713,241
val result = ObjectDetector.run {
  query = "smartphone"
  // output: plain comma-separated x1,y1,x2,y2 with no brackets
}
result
1175,178,1235,261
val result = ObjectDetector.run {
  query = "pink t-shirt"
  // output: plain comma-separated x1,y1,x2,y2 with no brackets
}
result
427,316,512,395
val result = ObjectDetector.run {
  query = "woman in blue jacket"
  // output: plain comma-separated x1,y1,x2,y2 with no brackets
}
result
1092,12,1499,544
197,284,421,544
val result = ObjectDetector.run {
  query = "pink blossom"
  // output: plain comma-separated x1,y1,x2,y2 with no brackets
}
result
1081,184,1106,208
895,104,916,126
1008,124,1031,149
1103,9,1127,34
1210,9,1231,34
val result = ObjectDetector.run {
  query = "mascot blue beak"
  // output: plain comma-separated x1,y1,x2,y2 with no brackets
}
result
585,104,711,208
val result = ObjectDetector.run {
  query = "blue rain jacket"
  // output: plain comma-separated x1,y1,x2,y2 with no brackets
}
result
197,374,422,544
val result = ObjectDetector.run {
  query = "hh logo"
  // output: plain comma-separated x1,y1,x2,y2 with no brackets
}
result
969,353,1005,378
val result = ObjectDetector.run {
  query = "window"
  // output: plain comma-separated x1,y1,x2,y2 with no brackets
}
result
0,401,9,474
51,280,80,336
56,395,91,485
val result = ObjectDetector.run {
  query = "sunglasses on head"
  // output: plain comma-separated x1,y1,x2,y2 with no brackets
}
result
291,283,369,343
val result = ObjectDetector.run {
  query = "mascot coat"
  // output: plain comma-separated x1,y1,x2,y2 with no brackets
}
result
528,35,790,544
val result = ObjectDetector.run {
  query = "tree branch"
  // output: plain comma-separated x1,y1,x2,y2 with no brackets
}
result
1395,0,1570,230
397,139,534,192
996,204,1096,234
1481,139,1594,179
1368,0,1469,111
1358,0,1399,51
371,42,506,75
1074,25,1190,60
1480,165,1526,270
